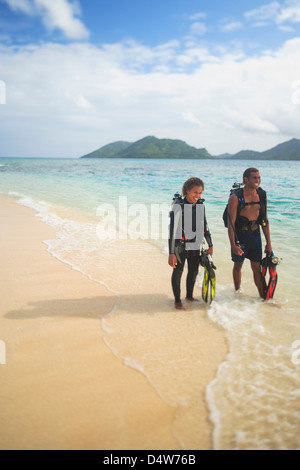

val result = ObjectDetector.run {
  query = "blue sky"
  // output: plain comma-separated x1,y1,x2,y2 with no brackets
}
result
0,0,300,157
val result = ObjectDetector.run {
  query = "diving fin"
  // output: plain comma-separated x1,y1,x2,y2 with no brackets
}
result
261,252,280,300
266,268,278,300
200,250,216,304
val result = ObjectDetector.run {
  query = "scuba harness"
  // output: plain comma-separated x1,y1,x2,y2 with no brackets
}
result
223,182,268,229
171,192,206,263
223,182,268,248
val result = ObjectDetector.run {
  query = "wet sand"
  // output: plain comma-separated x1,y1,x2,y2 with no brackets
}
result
0,194,227,450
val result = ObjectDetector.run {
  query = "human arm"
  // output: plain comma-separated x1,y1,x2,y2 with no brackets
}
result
228,194,244,256
261,196,272,254
168,205,179,268
204,209,213,256
262,224,272,254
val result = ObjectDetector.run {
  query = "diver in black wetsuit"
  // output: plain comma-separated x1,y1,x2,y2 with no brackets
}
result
168,177,213,310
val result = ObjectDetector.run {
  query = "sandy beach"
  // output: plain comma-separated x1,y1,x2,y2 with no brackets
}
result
0,194,227,450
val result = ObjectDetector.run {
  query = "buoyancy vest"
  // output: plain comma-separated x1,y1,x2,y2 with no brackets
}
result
169,195,212,253
232,187,268,231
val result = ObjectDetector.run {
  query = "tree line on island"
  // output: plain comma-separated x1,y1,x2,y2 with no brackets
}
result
80,136,300,160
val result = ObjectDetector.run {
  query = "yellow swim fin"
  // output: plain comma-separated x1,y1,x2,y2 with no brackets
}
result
200,250,216,304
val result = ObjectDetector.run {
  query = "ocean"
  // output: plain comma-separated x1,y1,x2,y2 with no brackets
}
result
0,157,299,450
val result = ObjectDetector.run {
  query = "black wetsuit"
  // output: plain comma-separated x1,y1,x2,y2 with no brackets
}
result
169,198,213,303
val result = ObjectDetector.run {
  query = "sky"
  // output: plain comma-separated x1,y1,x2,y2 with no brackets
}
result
0,0,300,157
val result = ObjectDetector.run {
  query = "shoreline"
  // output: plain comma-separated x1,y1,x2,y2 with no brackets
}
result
0,194,227,450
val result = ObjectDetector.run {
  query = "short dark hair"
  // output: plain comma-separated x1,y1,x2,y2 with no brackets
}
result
182,177,204,196
243,167,259,183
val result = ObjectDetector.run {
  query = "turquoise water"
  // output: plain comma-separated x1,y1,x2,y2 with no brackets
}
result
1,157,299,449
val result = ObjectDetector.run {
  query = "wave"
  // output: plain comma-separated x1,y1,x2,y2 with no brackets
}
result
12,192,118,296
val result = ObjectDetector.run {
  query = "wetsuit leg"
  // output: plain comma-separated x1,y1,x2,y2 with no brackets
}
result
171,250,187,303
186,250,200,299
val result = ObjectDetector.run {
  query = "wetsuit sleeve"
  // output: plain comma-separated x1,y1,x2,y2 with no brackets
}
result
168,209,175,254
204,208,213,247
169,203,183,254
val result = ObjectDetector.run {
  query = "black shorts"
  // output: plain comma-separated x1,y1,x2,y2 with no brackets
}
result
231,229,262,263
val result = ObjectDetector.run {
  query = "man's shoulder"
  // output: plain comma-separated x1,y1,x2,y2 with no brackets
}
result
228,192,240,209
229,187,243,202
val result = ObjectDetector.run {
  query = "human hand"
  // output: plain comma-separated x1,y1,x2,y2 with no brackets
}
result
232,244,244,256
207,246,213,256
168,254,177,268
265,243,273,255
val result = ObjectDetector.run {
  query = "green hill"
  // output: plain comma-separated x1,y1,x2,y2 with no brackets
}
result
231,138,300,160
81,141,132,158
80,136,300,160
80,136,213,159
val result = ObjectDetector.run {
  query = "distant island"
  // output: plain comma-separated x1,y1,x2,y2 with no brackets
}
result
223,138,300,161
80,136,213,160
80,136,300,161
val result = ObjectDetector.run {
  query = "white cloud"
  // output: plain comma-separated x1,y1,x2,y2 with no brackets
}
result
183,13,208,45
245,0,300,27
277,0,300,23
182,112,205,128
176,46,218,67
278,24,295,31
224,107,280,134
219,21,244,32
2,0,89,39
189,21,207,36
35,0,89,39
66,91,92,110
0,37,300,157
188,12,207,21
244,2,280,23
3,0,34,14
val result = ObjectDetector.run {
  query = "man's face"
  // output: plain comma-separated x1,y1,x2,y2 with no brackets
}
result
245,171,261,189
